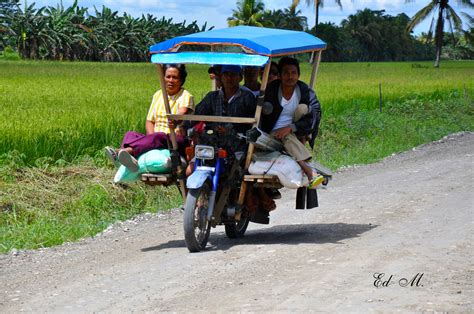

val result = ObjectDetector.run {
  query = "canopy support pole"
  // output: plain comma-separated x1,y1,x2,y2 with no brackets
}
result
156,64,187,202
237,59,272,216
309,50,322,89
210,46,217,91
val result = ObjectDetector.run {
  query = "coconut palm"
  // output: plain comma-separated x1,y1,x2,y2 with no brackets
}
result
291,0,342,33
227,0,269,27
283,3,308,30
406,0,474,67
263,4,307,30
341,9,385,61
461,12,473,45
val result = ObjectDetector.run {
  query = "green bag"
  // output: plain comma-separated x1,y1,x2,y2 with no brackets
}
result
114,149,171,183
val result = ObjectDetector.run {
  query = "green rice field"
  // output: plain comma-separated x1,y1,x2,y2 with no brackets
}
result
0,59,473,252
1,60,473,165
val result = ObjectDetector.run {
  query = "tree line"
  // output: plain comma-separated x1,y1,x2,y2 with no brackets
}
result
316,10,437,62
0,0,213,61
1,0,473,63
228,0,473,63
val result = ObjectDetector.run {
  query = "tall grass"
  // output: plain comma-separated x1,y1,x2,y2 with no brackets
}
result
1,60,472,163
309,61,473,115
315,95,473,168
0,159,181,251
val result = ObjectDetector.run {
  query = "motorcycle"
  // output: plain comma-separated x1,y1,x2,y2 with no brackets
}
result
145,25,330,253
183,125,250,252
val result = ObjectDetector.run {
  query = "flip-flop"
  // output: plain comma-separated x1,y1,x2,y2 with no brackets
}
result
118,149,139,172
104,146,120,168
309,174,324,189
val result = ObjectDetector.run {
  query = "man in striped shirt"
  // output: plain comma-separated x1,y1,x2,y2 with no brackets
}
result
194,65,257,134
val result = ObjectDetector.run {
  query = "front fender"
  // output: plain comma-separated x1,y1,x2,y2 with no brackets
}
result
186,169,213,189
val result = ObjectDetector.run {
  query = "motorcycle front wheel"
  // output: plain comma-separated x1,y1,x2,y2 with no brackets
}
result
183,182,212,252
225,215,250,239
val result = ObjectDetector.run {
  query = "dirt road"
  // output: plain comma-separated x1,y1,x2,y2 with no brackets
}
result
1,132,473,312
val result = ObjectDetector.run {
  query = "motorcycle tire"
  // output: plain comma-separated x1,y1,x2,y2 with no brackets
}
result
183,182,212,252
225,216,250,239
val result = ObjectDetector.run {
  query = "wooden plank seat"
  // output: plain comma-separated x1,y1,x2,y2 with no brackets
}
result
141,173,175,186
243,174,283,189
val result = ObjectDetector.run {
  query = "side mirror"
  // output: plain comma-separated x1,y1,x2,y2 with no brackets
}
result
262,101,273,115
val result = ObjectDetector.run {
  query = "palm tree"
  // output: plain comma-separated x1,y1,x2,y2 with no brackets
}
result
282,3,308,30
406,0,474,67
263,4,307,30
291,0,342,33
227,0,269,27
460,12,473,45
341,9,385,61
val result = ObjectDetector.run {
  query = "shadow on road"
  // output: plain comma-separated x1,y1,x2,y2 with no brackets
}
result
141,223,376,252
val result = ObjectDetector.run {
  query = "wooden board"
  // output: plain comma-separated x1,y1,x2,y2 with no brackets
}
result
244,174,282,187
243,174,283,188
168,114,256,124
244,174,279,181
141,173,174,186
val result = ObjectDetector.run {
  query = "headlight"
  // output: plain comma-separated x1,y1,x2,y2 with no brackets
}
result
195,145,214,160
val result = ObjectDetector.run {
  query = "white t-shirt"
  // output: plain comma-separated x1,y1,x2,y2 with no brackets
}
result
272,90,298,131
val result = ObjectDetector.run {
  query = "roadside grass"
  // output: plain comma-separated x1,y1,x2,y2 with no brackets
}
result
0,158,181,251
0,60,473,252
316,93,473,169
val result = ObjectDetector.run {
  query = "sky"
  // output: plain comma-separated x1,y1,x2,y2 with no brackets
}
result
23,0,473,34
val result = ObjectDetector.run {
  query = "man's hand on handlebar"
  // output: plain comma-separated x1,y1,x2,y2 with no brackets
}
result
168,120,185,136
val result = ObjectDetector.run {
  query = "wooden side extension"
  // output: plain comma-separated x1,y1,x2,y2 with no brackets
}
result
243,174,283,189
141,173,175,186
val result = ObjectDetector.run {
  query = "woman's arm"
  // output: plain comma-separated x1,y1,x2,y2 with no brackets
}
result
177,107,190,115
145,120,155,135
171,107,190,136
167,107,189,130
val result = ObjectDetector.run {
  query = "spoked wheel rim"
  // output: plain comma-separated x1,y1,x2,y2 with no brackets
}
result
234,216,249,233
194,189,210,244
224,211,249,239
184,182,212,252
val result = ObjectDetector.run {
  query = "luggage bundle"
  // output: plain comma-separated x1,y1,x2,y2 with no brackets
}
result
114,149,171,183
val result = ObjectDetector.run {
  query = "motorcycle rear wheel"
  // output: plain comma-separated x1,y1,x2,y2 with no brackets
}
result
225,215,250,239
183,182,212,252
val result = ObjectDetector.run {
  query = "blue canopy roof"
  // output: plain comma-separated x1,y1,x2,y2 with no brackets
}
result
149,26,326,57
151,52,269,66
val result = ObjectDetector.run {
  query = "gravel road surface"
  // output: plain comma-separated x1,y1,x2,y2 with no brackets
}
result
1,132,473,312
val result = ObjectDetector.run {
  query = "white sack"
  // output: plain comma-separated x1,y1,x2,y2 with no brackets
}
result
249,152,308,189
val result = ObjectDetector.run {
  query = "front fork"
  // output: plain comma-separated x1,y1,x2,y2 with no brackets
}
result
194,157,224,221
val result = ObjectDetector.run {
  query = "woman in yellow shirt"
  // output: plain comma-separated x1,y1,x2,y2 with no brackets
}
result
105,64,194,171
